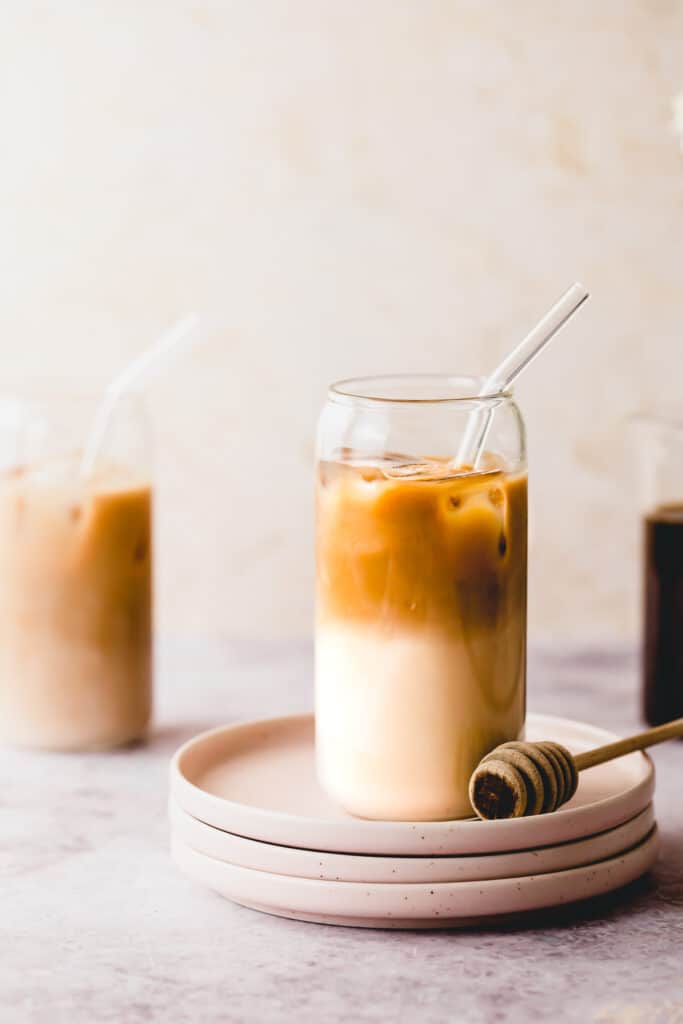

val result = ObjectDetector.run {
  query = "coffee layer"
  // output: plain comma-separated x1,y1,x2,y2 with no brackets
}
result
317,457,527,632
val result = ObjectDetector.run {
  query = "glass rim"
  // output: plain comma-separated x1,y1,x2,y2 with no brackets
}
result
328,374,512,407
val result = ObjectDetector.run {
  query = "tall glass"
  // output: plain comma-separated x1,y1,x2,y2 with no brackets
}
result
315,375,527,821
636,416,683,726
0,390,153,751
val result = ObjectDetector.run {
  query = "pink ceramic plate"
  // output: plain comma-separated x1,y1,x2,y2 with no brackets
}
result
170,713,654,856
170,800,655,883
171,827,659,929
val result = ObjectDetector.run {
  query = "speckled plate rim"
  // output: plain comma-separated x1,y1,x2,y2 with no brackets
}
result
170,712,655,856
171,827,660,928
170,799,656,884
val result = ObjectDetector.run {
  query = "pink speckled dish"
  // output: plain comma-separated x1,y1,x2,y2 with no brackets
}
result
169,799,656,884
171,827,660,929
170,713,655,856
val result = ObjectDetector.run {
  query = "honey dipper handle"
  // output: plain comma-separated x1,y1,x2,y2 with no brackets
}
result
573,716,683,771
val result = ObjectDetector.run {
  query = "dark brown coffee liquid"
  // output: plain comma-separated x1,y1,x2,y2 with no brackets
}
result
643,504,683,725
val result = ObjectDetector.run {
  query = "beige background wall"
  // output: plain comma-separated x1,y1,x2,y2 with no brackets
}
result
1,1,682,644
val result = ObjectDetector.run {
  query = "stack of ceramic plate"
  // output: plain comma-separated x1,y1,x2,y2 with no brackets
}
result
169,712,658,928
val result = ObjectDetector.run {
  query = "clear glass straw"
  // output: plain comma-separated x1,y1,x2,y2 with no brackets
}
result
456,283,589,467
80,313,200,477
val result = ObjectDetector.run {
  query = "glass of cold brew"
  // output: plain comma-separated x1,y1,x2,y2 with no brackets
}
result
315,375,527,821
0,390,153,751
637,416,683,726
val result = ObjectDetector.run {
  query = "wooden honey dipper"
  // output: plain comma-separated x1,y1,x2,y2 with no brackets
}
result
469,716,683,820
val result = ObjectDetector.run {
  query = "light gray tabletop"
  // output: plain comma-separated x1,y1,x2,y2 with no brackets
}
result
2,642,682,1024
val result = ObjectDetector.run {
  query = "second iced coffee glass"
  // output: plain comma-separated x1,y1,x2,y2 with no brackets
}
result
316,375,527,821
0,390,153,751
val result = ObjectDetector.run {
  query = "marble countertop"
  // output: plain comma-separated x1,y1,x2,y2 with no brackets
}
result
2,641,682,1024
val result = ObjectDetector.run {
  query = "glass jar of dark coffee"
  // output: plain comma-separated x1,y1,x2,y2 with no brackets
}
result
637,417,683,726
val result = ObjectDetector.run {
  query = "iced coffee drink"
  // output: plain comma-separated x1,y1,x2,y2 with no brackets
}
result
316,451,527,821
0,456,152,750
